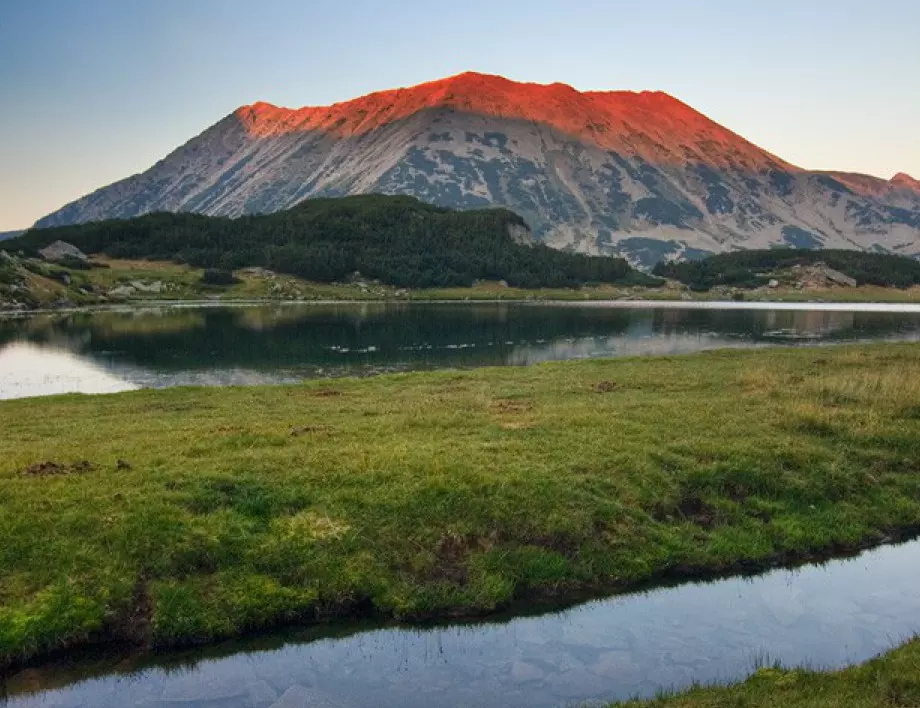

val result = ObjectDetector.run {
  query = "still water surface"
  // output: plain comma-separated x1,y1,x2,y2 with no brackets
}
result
3,540,919,707
4,301,920,399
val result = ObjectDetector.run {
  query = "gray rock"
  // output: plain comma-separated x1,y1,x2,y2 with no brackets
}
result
108,285,137,298
240,267,276,278
130,280,165,293
38,240,88,264
820,266,857,287
768,279,780,288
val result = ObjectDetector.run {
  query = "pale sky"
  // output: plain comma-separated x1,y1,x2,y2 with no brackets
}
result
1,0,918,230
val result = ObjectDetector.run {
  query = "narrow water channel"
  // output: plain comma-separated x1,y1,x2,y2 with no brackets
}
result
4,540,919,708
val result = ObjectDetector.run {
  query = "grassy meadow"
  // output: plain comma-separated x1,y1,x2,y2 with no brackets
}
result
2,344,920,668
9,255,920,310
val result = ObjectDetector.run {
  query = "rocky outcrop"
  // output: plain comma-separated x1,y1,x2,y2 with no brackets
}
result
38,240,88,264
35,73,920,267
792,264,858,288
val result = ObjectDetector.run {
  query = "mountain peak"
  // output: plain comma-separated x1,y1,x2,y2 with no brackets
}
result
233,72,791,172
892,172,920,190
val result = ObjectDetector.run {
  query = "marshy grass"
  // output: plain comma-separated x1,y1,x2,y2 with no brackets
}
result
614,637,920,707
2,343,920,667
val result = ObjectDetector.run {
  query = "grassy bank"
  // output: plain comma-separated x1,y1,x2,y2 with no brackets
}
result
614,638,920,707
3,344,920,667
7,255,920,311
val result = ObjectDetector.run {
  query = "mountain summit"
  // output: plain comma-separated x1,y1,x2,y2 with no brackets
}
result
36,72,920,264
234,72,790,173
892,173,920,191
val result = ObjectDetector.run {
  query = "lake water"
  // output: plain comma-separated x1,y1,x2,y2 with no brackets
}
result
3,539,919,707
4,301,920,399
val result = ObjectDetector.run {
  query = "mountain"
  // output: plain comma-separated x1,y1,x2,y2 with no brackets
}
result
0,231,24,242
36,72,920,266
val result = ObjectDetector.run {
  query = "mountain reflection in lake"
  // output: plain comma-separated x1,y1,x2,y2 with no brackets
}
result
3,302,920,399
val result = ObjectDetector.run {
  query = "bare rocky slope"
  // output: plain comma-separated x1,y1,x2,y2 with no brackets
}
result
36,72,920,266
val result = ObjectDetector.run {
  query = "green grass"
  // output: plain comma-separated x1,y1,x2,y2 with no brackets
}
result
3,344,920,667
614,638,920,707
8,254,920,309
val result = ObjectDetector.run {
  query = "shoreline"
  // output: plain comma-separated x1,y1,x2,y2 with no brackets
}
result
6,294,920,318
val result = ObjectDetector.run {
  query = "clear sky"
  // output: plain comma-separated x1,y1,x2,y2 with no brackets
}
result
1,0,918,230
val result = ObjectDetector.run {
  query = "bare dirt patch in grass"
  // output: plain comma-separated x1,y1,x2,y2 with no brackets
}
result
21,460,95,477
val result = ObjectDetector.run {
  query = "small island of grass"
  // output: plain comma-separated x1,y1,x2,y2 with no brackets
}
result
2,343,920,669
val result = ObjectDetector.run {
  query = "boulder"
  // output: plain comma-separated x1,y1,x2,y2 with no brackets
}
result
820,266,857,288
130,280,165,293
38,241,88,264
239,266,276,278
108,285,137,298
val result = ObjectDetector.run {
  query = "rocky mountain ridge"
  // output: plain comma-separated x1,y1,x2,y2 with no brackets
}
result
36,72,920,266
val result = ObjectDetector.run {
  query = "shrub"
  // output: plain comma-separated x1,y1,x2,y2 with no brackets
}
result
200,268,239,286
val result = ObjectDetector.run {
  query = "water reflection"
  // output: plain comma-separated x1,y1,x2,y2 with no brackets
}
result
2,302,920,400
3,540,919,707
0,343,137,400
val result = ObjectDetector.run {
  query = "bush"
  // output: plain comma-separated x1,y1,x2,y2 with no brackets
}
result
200,268,239,286
56,255,91,270
0,264,19,285
654,248,920,291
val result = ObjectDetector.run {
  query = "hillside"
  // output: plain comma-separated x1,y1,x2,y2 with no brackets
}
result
10,195,651,289
34,73,920,265
654,248,920,291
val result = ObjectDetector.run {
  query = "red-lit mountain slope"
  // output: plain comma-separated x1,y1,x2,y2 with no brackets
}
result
37,72,920,265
